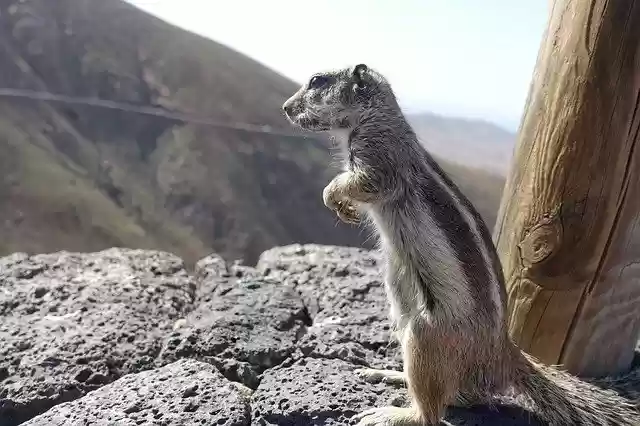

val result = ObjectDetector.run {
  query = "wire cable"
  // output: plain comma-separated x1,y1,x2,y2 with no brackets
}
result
0,87,313,139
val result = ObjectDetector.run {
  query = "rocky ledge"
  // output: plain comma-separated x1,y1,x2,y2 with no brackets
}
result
0,245,638,425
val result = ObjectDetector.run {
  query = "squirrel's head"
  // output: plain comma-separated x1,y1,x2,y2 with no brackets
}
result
282,64,394,131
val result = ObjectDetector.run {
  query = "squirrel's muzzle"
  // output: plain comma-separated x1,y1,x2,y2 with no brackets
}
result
282,100,294,118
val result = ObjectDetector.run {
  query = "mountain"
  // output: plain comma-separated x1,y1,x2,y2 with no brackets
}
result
0,0,365,265
0,0,506,265
408,112,516,175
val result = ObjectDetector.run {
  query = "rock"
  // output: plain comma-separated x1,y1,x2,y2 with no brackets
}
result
0,249,196,425
192,253,230,296
22,359,251,426
251,356,542,426
258,244,402,369
1,244,636,425
252,357,407,426
159,273,311,388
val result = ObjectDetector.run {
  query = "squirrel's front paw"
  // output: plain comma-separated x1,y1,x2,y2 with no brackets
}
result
323,176,361,224
322,177,345,211
336,202,361,224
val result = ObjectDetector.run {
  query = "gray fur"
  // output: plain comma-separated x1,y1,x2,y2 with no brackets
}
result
283,64,640,426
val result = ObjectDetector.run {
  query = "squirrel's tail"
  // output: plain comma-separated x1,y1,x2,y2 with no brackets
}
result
511,351,640,426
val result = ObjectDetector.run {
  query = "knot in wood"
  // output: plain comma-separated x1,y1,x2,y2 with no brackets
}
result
518,217,562,267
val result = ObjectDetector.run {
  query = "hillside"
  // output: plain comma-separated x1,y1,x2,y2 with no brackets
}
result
0,0,506,265
408,112,516,175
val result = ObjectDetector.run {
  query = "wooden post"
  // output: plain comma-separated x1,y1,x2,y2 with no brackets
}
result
493,0,640,378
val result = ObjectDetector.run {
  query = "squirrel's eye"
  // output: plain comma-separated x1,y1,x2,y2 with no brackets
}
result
308,75,329,89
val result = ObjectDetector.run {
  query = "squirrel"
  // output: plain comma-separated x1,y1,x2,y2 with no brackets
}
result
282,64,640,426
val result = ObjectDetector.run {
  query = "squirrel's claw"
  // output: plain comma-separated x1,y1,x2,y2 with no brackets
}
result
336,202,361,224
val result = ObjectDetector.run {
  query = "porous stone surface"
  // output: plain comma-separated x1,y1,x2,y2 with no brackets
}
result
21,358,252,426
0,249,195,425
257,245,403,370
2,244,637,425
252,357,408,426
159,261,311,389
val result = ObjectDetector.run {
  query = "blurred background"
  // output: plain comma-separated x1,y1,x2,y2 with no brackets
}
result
0,0,548,266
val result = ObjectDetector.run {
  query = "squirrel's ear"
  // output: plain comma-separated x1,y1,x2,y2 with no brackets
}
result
352,64,368,89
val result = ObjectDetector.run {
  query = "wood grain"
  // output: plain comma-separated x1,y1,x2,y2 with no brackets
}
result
493,0,640,377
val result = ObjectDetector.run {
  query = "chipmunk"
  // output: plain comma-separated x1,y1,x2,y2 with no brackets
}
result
282,64,640,425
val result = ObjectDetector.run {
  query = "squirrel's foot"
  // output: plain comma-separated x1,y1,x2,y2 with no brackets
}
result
352,407,422,426
355,368,406,387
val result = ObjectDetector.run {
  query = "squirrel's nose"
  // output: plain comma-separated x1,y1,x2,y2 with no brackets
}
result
282,101,294,117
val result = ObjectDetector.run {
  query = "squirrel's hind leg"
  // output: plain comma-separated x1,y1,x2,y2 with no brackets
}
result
353,320,462,425
353,367,497,409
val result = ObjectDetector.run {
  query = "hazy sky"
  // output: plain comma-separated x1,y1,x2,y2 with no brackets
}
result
127,1,549,131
